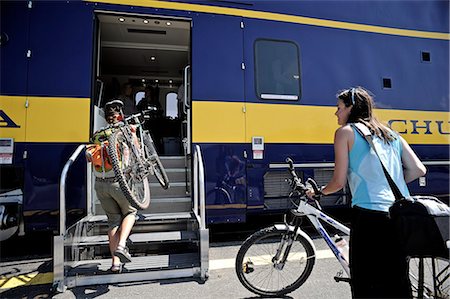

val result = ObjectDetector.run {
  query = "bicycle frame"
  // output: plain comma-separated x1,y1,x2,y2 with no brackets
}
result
292,199,351,277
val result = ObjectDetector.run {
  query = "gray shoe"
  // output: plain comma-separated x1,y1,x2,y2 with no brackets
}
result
114,245,132,263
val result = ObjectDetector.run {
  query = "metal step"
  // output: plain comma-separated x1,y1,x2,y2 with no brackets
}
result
150,182,189,198
148,168,190,184
159,156,186,168
145,196,191,214
70,231,198,247
95,196,191,215
65,253,201,288
85,212,194,224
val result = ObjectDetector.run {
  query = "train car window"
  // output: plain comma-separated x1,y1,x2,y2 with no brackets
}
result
135,91,145,105
254,39,301,101
165,92,178,119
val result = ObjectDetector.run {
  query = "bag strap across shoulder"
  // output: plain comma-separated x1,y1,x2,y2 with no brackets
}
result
351,123,405,201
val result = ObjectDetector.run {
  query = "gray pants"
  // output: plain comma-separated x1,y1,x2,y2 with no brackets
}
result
95,179,137,230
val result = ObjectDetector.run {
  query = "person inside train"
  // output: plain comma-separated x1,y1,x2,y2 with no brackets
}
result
137,86,163,117
119,82,138,116
306,86,426,298
86,99,136,273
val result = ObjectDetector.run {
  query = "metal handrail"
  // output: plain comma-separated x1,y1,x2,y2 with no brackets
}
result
54,144,87,292
58,144,86,235
183,65,190,114
193,145,206,229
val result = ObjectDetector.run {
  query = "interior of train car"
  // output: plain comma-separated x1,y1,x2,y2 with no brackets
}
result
96,13,191,156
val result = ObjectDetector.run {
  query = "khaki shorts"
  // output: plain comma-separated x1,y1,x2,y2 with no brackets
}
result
94,179,137,230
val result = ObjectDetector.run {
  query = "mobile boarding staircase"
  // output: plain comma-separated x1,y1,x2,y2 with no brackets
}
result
53,145,208,292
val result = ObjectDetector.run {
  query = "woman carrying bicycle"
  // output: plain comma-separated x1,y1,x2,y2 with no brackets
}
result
86,99,136,273
306,87,426,298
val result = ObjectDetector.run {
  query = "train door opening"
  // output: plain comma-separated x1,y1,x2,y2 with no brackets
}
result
92,13,192,212
95,13,191,157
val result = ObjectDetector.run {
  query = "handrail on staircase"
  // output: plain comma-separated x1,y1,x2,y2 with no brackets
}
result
193,145,206,229
193,145,208,280
54,144,88,292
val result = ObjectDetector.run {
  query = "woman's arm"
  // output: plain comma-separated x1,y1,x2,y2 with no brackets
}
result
400,136,426,183
306,126,353,197
321,126,352,195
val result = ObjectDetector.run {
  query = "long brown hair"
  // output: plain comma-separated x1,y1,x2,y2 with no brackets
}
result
337,86,396,143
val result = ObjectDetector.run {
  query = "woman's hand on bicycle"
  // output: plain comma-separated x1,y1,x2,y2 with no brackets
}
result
305,178,323,200
305,187,321,200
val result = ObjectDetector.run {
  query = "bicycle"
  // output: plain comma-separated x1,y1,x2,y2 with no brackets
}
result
235,158,449,298
104,109,169,210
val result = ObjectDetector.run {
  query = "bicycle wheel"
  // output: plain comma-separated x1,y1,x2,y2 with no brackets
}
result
409,256,449,299
235,226,315,297
108,129,150,210
142,131,169,189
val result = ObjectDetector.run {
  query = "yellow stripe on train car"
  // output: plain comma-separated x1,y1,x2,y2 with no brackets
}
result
192,101,450,145
0,96,90,143
85,0,450,40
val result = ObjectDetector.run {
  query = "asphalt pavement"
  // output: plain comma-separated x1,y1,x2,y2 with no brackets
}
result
0,215,352,299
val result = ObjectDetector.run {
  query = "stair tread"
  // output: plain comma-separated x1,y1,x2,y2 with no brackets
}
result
67,253,199,276
150,182,189,187
150,196,190,203
70,230,198,247
129,231,197,243
87,212,194,224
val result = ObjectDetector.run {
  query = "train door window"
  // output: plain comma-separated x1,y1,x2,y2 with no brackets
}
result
135,91,145,105
254,39,301,100
165,92,178,118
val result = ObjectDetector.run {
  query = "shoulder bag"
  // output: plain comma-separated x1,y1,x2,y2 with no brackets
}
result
352,123,449,259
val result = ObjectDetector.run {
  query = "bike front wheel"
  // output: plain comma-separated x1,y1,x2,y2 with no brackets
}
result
108,129,150,210
235,226,316,297
409,256,449,299
142,131,169,189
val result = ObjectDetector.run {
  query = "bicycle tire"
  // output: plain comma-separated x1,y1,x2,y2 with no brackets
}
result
108,129,150,210
142,131,169,189
235,226,315,297
409,256,449,299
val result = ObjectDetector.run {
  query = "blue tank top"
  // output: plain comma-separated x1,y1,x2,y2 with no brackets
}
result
348,125,410,212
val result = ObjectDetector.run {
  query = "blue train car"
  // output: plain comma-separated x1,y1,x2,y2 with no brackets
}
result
0,0,448,240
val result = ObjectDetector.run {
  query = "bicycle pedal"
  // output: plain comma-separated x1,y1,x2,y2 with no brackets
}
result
334,276,351,283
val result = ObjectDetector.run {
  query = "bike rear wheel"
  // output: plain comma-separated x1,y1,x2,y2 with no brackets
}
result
409,256,449,299
142,131,169,189
108,129,150,210
235,226,315,297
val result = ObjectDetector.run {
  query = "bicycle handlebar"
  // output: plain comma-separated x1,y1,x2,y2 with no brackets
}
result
285,157,322,200
124,108,157,122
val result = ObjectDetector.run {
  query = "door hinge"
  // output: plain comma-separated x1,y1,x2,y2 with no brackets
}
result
243,150,247,159
25,99,29,108
28,1,32,9
26,50,31,58
240,21,244,29
241,62,245,70
23,150,28,159
242,105,246,113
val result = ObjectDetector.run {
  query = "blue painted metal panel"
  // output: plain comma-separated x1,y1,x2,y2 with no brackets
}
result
197,143,248,224
0,1,30,96
185,0,449,33
192,14,244,101
23,142,86,230
250,1,450,33
27,1,94,97
243,17,449,111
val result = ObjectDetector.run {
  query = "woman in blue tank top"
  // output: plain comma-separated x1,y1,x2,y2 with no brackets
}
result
307,87,426,298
